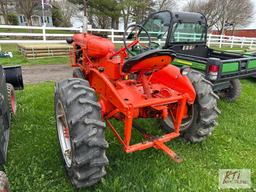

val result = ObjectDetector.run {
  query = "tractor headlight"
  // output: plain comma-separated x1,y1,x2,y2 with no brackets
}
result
180,66,191,76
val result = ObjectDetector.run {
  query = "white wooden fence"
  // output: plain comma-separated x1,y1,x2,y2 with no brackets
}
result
0,24,256,49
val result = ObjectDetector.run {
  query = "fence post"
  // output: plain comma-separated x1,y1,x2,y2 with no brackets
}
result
241,37,244,48
42,24,46,42
250,39,254,49
231,36,234,48
111,28,114,43
219,35,223,48
208,34,211,47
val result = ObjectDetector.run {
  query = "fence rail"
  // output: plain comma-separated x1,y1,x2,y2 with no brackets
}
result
0,25,256,49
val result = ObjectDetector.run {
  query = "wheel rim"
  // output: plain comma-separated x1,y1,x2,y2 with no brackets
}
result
164,105,195,132
56,100,72,167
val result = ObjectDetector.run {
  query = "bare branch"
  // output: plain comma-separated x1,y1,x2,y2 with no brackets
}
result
155,0,176,11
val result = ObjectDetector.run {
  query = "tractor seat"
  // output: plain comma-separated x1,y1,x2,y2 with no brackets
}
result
122,49,176,73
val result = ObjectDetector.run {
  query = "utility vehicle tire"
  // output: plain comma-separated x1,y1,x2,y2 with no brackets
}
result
162,70,220,142
6,83,16,116
54,78,108,188
218,79,241,102
0,171,10,192
73,68,86,79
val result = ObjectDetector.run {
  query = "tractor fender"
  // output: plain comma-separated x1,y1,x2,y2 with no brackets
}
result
88,69,128,115
150,65,196,104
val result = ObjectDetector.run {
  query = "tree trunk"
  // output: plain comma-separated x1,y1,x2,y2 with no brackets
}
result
115,18,119,29
121,8,130,30
231,26,235,36
221,25,225,35
3,15,8,25
111,17,115,29
0,1,8,24
27,17,33,32
111,17,119,29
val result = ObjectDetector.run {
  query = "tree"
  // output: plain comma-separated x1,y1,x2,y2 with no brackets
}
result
119,0,136,29
183,0,222,29
69,0,177,30
131,0,155,23
17,0,38,26
7,14,18,25
52,0,79,27
119,0,154,29
0,0,8,24
52,3,64,27
89,0,121,29
215,0,254,34
183,0,254,34
68,0,121,29
154,0,176,11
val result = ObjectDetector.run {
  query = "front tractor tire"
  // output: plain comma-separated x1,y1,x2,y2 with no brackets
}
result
162,70,220,142
54,78,108,188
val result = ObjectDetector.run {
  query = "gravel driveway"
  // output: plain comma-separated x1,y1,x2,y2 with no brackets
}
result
22,64,72,84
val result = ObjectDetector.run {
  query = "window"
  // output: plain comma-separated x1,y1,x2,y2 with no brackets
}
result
170,23,207,43
41,17,43,23
23,16,26,22
20,15,23,23
47,16,49,23
142,11,171,44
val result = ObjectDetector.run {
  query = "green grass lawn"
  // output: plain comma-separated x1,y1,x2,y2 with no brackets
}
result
0,44,69,66
5,80,256,191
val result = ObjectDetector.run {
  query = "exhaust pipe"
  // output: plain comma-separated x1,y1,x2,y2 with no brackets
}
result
3,66,24,90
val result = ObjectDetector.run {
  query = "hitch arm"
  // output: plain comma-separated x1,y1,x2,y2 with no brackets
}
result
153,140,183,163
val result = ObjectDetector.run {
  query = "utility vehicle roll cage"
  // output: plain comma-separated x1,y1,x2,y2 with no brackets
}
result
140,10,208,48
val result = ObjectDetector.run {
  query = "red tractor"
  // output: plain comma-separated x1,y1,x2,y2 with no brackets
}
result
54,24,220,188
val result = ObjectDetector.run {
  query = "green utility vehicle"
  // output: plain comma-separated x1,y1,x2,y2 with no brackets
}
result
135,11,256,101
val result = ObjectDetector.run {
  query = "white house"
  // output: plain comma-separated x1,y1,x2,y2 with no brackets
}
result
0,0,53,27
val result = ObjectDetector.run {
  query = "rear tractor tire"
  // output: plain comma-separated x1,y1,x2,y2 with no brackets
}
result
218,79,241,102
6,83,16,116
54,78,108,188
162,70,221,142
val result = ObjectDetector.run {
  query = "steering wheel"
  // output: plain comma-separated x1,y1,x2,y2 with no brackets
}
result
151,42,161,49
123,24,152,56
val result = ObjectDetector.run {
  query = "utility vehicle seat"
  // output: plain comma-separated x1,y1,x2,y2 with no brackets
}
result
122,49,176,73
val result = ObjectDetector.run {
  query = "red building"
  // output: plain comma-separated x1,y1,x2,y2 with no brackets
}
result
212,29,256,38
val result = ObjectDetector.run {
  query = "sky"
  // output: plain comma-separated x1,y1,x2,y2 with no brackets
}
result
246,0,256,28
